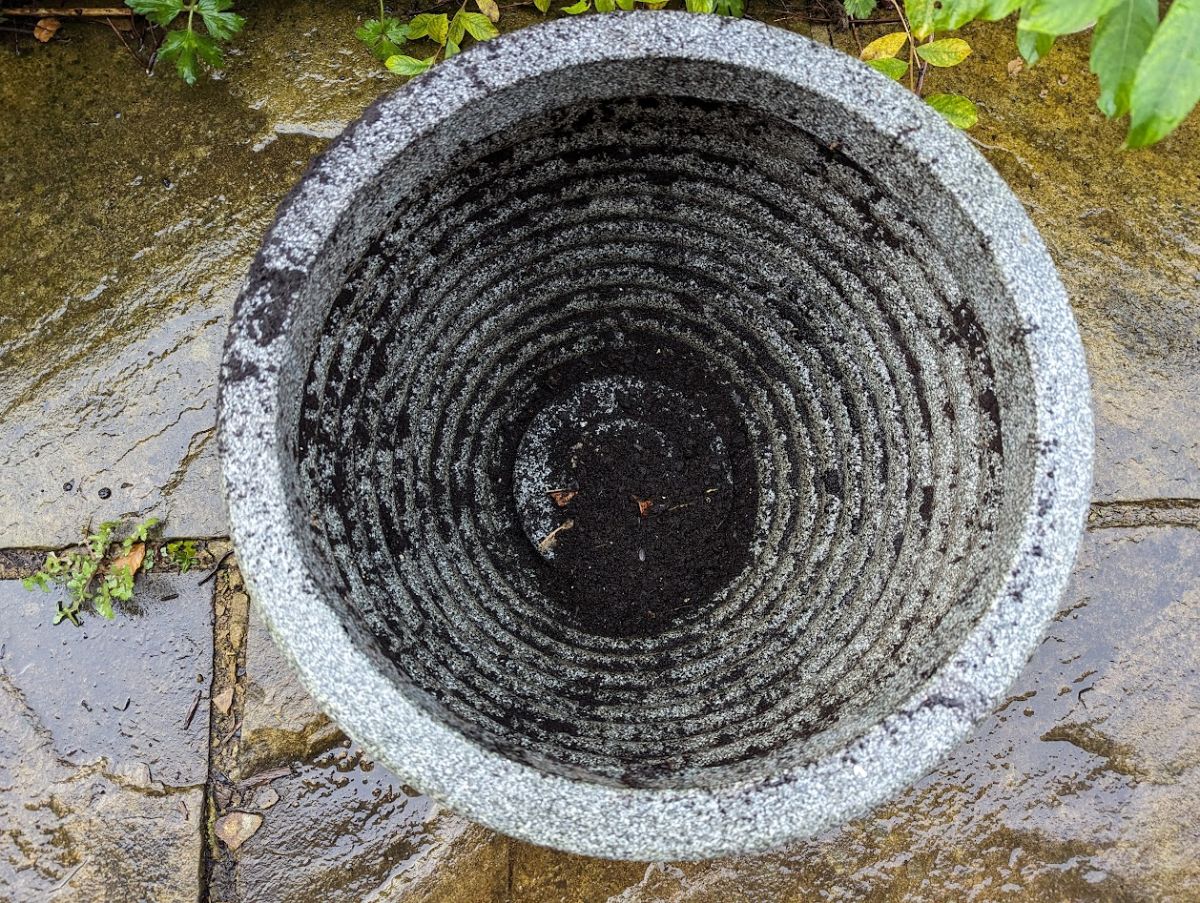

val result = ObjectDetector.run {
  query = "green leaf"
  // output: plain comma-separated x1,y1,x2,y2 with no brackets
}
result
927,92,979,127
43,552,65,576
934,0,987,30
125,0,184,27
448,10,466,43
844,0,877,18
1127,0,1200,146
196,0,244,41
685,0,715,10
535,0,551,11
22,573,50,592
861,31,907,60
89,521,119,559
357,16,409,60
1090,0,1157,118
94,588,115,620
1016,25,1054,64
561,0,590,12
158,27,224,84
408,12,449,44
386,53,435,75
356,18,385,42
916,37,973,66
906,0,938,37
458,11,499,40
867,56,910,79
1019,0,1121,34
132,517,160,543
615,0,634,8
714,0,744,14
979,0,1022,19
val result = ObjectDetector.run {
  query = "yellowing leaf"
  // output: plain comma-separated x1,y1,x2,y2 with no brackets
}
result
861,31,908,61
916,37,973,67
408,12,449,44
475,0,501,23
458,11,498,39
535,0,550,10
927,93,979,128
867,56,909,79
386,53,435,76
561,0,590,11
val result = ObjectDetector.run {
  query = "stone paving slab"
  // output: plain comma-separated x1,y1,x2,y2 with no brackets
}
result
209,580,509,903
0,0,390,548
509,525,1200,900
0,572,213,901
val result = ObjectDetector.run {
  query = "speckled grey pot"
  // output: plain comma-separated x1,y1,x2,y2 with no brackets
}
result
219,12,1092,860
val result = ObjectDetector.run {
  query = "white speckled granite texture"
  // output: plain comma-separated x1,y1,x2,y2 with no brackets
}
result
219,12,1092,859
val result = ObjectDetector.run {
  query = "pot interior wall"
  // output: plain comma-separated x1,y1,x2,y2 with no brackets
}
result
286,77,1036,790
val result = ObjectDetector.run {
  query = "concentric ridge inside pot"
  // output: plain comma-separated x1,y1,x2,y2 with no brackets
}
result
220,12,1091,858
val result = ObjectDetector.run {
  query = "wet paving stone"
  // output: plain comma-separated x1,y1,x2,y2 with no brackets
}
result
930,22,1200,504
0,0,390,548
0,573,213,901
510,526,1200,901
213,599,509,903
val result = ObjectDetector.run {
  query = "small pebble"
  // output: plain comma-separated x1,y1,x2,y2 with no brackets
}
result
215,811,263,852
255,787,280,810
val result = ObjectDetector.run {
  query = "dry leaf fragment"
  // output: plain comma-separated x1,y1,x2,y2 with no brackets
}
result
110,541,146,576
34,17,60,42
636,498,653,517
1007,58,1024,78
547,489,577,507
538,519,574,554
475,0,501,22
212,687,234,716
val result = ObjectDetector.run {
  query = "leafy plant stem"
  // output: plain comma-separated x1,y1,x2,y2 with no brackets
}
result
887,0,917,90
915,36,931,94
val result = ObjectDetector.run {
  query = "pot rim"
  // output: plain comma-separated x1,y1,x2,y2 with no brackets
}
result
219,11,1093,860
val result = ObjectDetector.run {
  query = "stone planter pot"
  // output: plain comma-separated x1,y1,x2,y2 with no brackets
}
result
219,12,1092,860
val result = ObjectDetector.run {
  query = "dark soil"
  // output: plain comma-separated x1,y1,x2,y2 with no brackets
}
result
517,337,757,639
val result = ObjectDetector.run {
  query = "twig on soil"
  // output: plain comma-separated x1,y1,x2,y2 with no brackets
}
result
240,765,293,786
1,6,131,16
51,861,84,894
105,13,146,67
183,689,202,730
198,549,234,586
